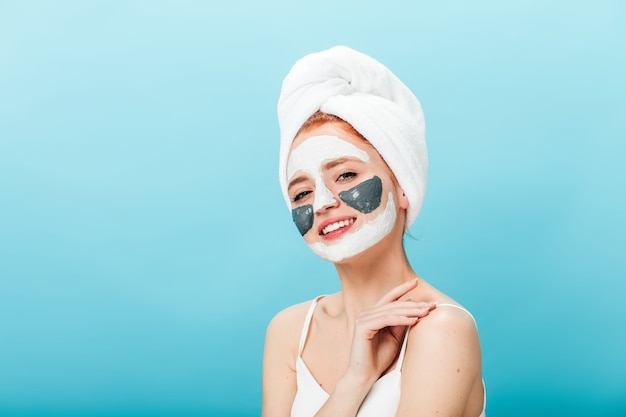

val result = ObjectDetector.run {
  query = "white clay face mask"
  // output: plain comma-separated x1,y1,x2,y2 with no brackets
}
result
308,192,396,262
287,135,397,262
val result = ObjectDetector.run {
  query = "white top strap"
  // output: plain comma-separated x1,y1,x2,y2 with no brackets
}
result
435,303,478,327
394,329,411,371
298,296,325,355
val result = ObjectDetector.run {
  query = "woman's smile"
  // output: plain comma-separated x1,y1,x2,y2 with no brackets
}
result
319,217,356,239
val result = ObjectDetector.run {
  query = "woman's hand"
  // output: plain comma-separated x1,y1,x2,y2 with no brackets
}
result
344,279,435,387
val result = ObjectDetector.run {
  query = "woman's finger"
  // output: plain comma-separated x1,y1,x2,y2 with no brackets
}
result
355,305,435,337
355,314,419,339
374,278,419,307
358,302,434,322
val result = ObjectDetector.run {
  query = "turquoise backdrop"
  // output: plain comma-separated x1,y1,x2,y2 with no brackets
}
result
1,1,624,416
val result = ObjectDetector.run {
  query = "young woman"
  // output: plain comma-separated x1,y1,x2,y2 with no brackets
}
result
262,46,485,417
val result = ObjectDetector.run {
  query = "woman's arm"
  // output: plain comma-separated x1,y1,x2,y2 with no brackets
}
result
261,305,305,417
395,306,483,417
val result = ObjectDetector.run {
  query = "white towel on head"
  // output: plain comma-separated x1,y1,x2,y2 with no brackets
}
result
277,45,427,229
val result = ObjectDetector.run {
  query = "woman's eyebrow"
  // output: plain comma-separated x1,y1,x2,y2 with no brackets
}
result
323,157,362,170
288,175,309,190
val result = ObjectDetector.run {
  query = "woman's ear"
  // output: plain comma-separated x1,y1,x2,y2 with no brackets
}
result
397,185,409,210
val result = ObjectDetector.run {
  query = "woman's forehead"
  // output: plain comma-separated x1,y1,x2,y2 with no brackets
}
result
287,135,370,180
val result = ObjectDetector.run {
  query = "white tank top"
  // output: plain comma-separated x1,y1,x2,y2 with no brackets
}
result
290,297,486,417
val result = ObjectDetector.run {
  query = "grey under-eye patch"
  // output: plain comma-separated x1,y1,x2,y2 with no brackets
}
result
292,204,314,236
339,176,383,214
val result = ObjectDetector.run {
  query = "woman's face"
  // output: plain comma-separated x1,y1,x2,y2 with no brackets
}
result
286,122,407,262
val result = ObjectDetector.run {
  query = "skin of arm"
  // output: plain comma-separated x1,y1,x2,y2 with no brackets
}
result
261,303,308,417
261,300,372,417
395,305,483,417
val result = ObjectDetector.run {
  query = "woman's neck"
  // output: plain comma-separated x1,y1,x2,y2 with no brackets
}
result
332,244,417,323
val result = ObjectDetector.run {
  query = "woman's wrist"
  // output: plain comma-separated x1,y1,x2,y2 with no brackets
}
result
335,369,377,400
314,374,373,417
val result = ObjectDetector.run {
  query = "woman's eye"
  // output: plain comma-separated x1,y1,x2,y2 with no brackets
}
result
337,171,357,181
293,190,312,202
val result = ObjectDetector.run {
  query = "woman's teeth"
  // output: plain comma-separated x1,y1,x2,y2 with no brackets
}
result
322,219,355,235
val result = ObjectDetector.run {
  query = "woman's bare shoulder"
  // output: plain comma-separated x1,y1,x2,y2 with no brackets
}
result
398,303,483,417
266,299,316,341
410,279,478,339
414,303,479,338
406,302,481,360
263,299,318,374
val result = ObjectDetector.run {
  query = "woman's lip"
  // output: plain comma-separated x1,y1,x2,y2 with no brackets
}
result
318,216,357,240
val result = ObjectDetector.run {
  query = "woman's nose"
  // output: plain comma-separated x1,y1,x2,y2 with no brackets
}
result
313,182,338,213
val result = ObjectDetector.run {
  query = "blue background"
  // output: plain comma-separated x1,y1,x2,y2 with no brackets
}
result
1,1,625,416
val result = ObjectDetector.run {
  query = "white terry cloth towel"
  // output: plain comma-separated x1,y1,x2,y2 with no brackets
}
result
277,45,428,229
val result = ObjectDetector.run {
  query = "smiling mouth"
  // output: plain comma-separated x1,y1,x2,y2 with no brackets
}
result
321,218,356,236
